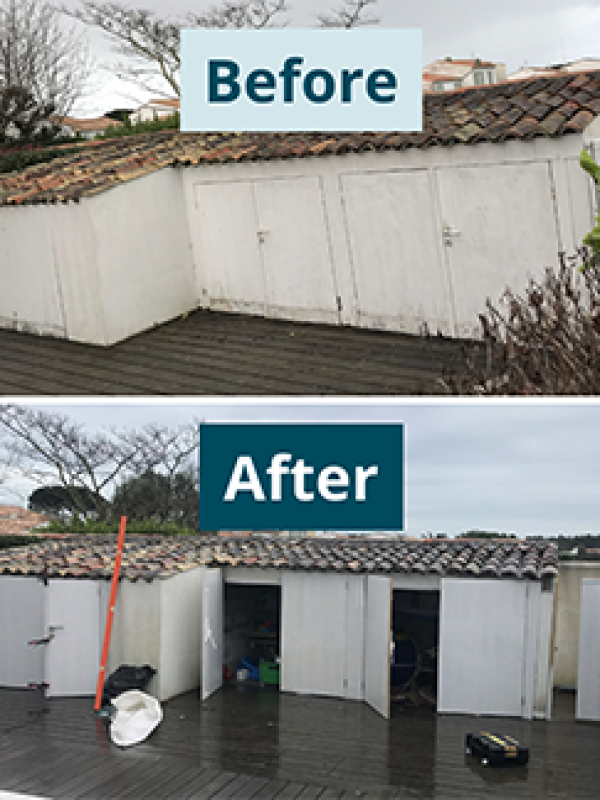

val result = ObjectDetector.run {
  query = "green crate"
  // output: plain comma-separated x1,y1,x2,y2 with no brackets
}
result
259,660,280,686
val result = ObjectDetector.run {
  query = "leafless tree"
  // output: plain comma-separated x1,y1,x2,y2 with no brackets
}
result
0,0,90,142
316,0,379,28
0,405,143,517
63,0,289,99
441,250,600,395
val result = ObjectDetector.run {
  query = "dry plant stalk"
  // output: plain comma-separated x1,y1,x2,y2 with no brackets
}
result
441,249,600,395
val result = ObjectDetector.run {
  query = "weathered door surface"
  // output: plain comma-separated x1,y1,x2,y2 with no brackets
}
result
201,568,223,700
438,578,527,716
436,162,561,338
577,579,600,721
253,176,339,324
45,580,101,697
0,576,45,688
281,572,347,697
193,176,339,325
340,170,454,336
364,575,391,719
193,181,266,316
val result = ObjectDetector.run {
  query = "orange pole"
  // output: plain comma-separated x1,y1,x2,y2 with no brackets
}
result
94,516,127,711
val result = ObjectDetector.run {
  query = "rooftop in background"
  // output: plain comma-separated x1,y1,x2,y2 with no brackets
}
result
1,70,599,206
0,533,559,582
0,308,461,395
509,57,600,82
0,506,50,537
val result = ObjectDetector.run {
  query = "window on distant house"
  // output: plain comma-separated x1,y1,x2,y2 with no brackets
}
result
487,70,495,83
454,82,462,90
474,71,485,85
434,83,444,92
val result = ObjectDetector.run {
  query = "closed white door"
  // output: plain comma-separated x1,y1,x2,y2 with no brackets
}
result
254,176,340,324
577,579,600,721
436,162,562,338
193,181,266,316
0,576,45,688
364,575,391,719
201,568,223,700
438,578,527,716
341,170,454,335
45,580,101,697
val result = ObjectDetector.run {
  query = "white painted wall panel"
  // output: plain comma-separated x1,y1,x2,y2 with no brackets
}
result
0,576,45,688
281,572,347,698
106,579,162,699
202,568,223,700
45,580,100,697
160,569,203,701
555,563,600,689
253,177,339,324
364,576,391,719
577,579,600,721
192,181,266,316
89,169,196,345
345,575,366,701
436,162,561,338
438,578,527,717
341,170,454,335
0,208,65,337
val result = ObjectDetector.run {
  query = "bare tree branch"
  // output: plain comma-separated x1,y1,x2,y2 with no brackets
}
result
0,0,90,141
63,0,289,99
316,0,379,28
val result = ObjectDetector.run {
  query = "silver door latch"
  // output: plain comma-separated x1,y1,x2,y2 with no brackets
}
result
257,229,269,244
442,224,461,246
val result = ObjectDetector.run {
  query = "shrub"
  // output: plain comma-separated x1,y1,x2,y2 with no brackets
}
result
442,249,600,395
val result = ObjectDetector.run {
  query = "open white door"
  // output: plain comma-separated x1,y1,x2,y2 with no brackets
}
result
577,579,600,721
364,575,391,719
438,578,528,717
45,580,100,697
201,568,223,700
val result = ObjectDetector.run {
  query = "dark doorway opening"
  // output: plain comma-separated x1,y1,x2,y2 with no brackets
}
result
391,589,440,708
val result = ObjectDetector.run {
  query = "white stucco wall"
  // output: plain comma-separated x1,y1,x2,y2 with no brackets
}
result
160,568,204,701
1,130,596,346
0,168,195,345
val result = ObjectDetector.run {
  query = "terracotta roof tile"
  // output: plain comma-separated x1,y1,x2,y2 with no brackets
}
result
0,534,559,582
0,72,598,207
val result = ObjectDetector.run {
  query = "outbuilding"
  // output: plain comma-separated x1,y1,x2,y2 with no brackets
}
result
1,71,599,346
0,535,558,720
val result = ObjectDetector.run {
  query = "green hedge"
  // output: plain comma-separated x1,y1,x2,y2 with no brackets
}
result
95,113,180,140
44,519,197,536
0,146,79,175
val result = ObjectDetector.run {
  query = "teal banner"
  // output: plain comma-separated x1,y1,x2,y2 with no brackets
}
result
198,423,404,531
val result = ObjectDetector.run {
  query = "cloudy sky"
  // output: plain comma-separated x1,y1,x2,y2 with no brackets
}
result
64,0,599,114
2,400,599,538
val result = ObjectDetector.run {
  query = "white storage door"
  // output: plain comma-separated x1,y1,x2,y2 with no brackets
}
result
341,170,454,336
253,176,339,325
577,579,600,721
281,572,347,697
193,181,266,316
201,568,223,700
364,576,391,719
45,580,101,697
436,162,561,338
0,576,46,688
438,578,527,717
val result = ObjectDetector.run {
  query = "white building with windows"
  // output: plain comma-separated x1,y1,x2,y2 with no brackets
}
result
423,57,507,93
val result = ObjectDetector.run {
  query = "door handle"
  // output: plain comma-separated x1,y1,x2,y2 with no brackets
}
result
442,224,461,246
257,229,269,244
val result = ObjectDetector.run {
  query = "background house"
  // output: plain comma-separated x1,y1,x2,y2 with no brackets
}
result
422,57,506,93
130,98,180,124
0,535,557,721
509,57,600,82
48,115,123,139
0,506,49,536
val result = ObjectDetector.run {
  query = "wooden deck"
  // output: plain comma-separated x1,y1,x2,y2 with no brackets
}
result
0,686,598,798
0,310,463,396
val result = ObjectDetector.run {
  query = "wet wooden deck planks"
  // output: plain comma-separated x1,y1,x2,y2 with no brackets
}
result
1,686,599,798
0,310,464,396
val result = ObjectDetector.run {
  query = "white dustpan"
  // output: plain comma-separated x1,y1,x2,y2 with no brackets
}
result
110,689,163,747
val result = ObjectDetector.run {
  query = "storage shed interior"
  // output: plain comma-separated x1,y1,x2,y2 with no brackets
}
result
224,583,281,687
392,590,439,704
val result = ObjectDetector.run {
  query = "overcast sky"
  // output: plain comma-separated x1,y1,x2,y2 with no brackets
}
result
64,0,600,114
2,400,600,539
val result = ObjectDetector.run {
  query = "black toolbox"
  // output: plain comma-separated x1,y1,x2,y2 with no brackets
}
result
465,732,529,767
